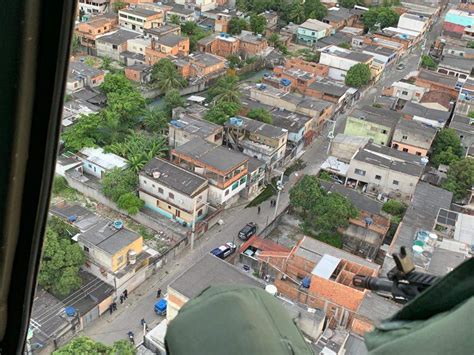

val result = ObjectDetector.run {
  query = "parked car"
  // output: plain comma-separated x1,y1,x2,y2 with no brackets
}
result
210,242,237,259
330,175,344,185
238,222,257,241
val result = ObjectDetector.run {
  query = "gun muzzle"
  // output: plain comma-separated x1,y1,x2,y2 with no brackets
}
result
353,275,393,293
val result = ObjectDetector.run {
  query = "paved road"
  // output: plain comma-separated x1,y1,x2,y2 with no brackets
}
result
81,15,446,345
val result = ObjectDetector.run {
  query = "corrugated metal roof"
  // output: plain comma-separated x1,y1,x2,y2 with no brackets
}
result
311,254,341,279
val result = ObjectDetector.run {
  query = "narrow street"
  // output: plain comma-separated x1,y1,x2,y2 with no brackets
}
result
81,12,446,344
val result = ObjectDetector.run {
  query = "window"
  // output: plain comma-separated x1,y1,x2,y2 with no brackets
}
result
354,169,366,176
416,152,421,156
393,180,399,185
375,175,382,180
88,164,92,168
83,246,89,253
401,90,408,95
382,129,387,134
158,187,163,193
402,148,409,152
112,44,118,49
402,135,408,139
143,180,147,184
169,192,174,199
232,181,239,190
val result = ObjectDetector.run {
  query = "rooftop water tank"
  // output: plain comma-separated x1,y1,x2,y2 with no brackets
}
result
113,220,124,230
65,306,76,317
265,284,278,296
229,117,243,126
128,250,137,265
67,215,77,223
301,276,311,289
280,78,291,86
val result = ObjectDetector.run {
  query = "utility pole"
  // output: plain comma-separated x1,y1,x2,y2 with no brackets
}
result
273,170,284,220
190,198,197,250
326,119,336,155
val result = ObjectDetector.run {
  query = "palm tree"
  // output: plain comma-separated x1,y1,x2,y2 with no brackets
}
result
208,76,241,105
152,59,187,92
143,108,168,133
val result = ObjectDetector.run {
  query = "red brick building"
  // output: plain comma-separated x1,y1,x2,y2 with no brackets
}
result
258,236,379,328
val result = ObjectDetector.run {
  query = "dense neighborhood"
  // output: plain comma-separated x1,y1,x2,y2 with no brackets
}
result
28,0,474,353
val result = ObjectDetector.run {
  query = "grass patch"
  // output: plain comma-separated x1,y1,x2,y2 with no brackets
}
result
52,175,77,200
284,158,306,176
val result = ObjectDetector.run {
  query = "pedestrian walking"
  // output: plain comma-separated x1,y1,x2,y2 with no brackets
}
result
109,304,113,315
119,295,124,304
156,288,162,298
123,289,128,299
112,302,117,311
141,318,146,326
257,206,261,214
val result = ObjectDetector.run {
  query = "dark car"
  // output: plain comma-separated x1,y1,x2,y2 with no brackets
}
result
238,222,257,241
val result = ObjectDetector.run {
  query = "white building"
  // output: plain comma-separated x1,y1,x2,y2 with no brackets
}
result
78,0,109,16
319,45,373,81
397,13,430,35
139,158,209,227
118,8,162,34
389,81,428,102
77,147,128,179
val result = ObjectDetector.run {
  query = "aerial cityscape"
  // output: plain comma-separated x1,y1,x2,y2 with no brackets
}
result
28,0,474,353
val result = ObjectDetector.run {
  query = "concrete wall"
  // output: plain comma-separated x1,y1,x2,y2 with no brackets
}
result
64,173,186,238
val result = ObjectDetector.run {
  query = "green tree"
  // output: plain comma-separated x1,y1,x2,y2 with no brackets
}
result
300,49,320,63
345,63,371,87
430,128,463,167
71,34,81,54
152,58,187,92
247,108,273,124
204,102,241,125
287,0,306,24
163,89,185,115
62,113,103,151
290,176,358,233
107,133,168,172
467,41,474,49
100,56,112,70
54,336,136,355
268,33,281,46
431,147,460,167
469,111,474,118
442,158,474,200
363,7,399,30
38,229,85,296
102,168,138,202
290,176,324,217
207,75,241,105
169,14,181,25
84,57,95,67
101,72,134,94
420,55,438,70
113,1,126,12
250,14,267,34
228,17,248,35
117,192,144,215
48,216,80,239
339,0,360,8
304,0,327,21
181,21,198,35
144,107,169,133
227,54,242,69
309,191,359,232
382,200,407,217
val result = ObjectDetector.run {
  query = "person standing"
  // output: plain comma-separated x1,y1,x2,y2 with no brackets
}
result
119,295,124,304
109,304,113,315
112,302,117,311
156,288,162,298
257,206,261,214
123,289,128,299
